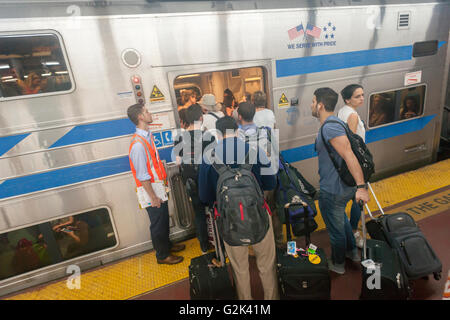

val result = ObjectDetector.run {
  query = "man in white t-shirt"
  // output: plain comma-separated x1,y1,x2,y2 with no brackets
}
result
252,91,276,130
199,94,224,134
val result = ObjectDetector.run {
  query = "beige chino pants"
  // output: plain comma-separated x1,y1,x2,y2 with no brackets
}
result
224,217,279,300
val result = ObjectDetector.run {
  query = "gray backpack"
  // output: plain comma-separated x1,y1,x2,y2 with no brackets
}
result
212,154,270,246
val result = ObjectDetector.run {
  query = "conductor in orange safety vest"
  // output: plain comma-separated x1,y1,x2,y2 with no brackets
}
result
127,103,185,265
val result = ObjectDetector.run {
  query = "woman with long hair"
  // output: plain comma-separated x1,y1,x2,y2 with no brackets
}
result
337,84,366,249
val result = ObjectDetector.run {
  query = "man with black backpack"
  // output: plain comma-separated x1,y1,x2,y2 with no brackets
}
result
173,104,216,254
311,87,370,275
236,101,284,249
198,116,279,300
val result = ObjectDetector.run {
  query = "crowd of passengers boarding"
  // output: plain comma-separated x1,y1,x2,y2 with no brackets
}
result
126,84,372,300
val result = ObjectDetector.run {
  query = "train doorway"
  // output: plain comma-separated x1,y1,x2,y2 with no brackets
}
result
173,66,269,122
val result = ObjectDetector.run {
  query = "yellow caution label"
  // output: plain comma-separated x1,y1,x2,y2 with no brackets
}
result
308,254,321,264
150,85,165,102
278,93,289,107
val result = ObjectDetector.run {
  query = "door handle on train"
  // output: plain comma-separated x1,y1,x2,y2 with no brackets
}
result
403,144,426,153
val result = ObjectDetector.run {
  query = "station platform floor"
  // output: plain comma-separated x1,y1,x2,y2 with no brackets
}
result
3,159,450,300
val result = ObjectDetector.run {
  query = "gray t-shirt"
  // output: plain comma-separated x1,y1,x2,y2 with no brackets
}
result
315,116,354,195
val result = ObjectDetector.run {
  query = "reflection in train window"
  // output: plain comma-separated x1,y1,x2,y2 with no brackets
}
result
368,85,426,128
0,33,73,99
0,208,117,281
174,66,267,118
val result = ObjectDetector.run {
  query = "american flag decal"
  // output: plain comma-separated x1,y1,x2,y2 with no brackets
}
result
306,23,321,38
288,23,304,40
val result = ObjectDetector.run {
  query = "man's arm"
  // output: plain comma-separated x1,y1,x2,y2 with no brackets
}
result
329,135,369,204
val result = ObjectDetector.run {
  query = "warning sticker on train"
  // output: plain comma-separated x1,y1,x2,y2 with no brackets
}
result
279,93,289,108
150,85,165,103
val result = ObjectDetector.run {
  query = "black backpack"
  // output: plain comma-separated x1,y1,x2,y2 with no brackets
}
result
275,154,318,235
320,119,375,187
212,154,270,246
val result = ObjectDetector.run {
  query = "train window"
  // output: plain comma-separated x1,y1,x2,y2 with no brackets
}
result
0,208,117,281
174,66,267,119
413,41,438,58
0,33,73,100
368,85,426,128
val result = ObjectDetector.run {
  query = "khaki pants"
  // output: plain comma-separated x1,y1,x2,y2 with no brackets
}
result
224,218,279,300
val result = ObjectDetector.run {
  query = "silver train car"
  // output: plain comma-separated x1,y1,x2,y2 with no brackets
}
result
0,0,449,296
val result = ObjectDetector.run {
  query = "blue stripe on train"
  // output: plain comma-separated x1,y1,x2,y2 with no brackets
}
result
280,115,435,163
0,133,31,157
276,45,413,77
0,115,435,200
49,118,135,148
0,147,174,200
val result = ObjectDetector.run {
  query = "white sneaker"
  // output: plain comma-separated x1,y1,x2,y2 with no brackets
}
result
354,231,364,249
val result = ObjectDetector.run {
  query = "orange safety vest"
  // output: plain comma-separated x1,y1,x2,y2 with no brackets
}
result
128,133,167,187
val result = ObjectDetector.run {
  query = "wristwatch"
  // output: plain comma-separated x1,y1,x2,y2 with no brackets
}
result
356,184,368,189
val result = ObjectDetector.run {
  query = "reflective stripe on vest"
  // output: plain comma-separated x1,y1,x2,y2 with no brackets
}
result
128,133,167,186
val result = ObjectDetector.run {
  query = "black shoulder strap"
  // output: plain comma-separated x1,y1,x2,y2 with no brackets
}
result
319,119,349,173
210,149,229,175
208,112,220,119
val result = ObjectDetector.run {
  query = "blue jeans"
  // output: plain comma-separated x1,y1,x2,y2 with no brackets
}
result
349,196,361,231
319,189,356,265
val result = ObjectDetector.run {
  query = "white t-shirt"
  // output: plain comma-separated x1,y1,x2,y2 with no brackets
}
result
202,111,224,132
337,105,366,141
253,108,276,130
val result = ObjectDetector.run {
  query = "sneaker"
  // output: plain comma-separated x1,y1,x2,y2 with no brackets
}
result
328,260,345,275
346,249,361,262
354,231,364,249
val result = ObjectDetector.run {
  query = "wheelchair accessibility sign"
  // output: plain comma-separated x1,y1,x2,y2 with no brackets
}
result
152,132,163,148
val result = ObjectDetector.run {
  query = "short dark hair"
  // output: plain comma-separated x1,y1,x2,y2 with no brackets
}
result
237,102,255,122
341,84,363,103
252,91,266,108
178,108,187,125
185,103,203,125
127,103,144,125
223,95,234,108
216,116,238,136
313,88,338,112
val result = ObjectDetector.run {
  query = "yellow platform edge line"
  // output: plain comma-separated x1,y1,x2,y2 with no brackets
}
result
5,159,450,300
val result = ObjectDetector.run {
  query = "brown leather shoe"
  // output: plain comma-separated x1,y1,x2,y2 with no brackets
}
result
157,255,184,265
170,243,186,253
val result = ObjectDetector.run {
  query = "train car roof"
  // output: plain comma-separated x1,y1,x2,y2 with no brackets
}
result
0,0,448,19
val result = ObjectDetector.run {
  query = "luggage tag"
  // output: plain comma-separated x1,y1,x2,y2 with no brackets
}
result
307,243,317,255
287,241,297,256
308,254,321,265
361,259,376,270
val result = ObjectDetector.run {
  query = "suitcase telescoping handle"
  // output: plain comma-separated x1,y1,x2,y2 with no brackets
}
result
367,182,385,218
284,199,311,248
359,201,368,260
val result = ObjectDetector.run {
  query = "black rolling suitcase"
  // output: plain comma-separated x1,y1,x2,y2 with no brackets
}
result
276,201,331,300
359,201,410,300
364,183,442,281
189,208,236,300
